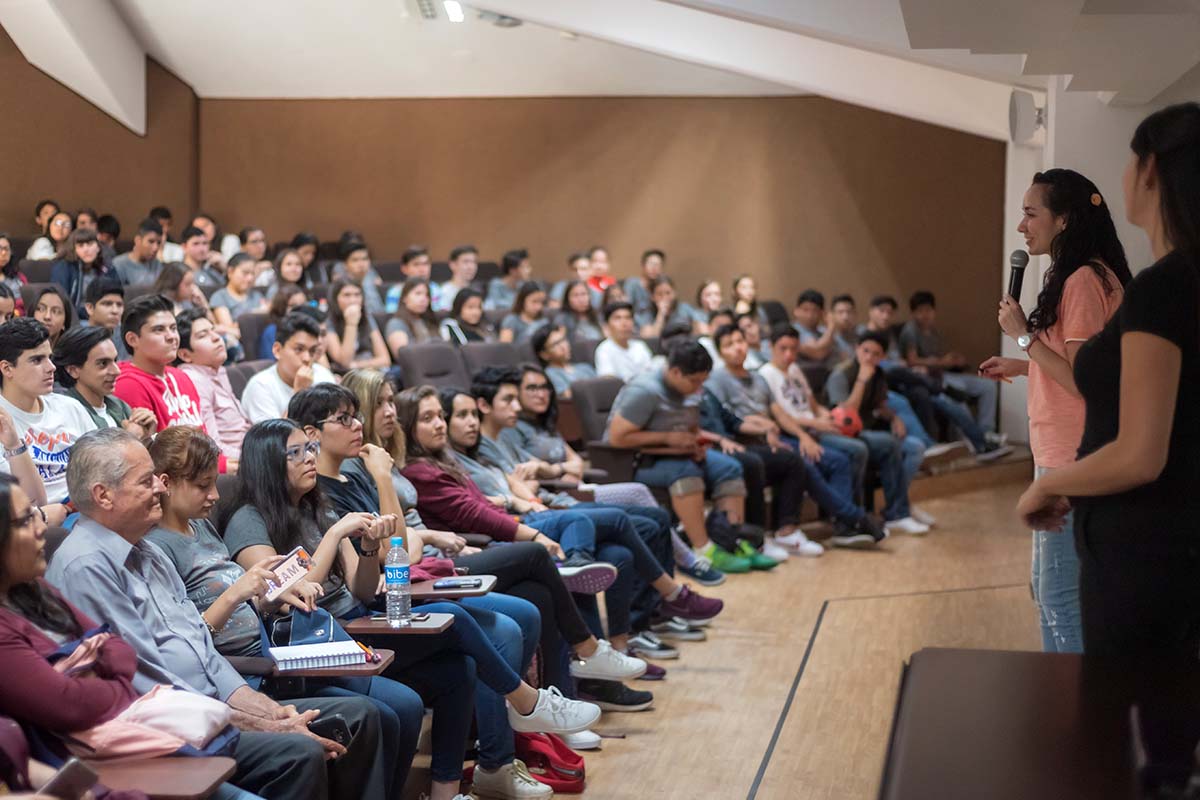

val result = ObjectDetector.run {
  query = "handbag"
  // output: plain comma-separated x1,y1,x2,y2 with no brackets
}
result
514,732,586,793
268,606,355,648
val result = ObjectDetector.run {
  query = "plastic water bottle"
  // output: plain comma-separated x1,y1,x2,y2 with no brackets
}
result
384,536,411,627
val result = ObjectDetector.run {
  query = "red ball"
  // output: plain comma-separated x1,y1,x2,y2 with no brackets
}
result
830,406,863,437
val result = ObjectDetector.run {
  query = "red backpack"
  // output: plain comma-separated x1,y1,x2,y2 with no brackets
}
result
515,732,586,793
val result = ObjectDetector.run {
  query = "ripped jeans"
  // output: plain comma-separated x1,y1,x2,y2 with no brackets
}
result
1030,466,1083,653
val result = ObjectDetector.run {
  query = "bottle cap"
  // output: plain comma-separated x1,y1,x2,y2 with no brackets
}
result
390,536,404,547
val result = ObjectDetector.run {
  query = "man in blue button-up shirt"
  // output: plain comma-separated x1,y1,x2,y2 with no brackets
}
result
47,427,386,800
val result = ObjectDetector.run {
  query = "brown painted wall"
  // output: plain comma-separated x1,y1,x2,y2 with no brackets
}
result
0,26,196,243
199,95,1005,361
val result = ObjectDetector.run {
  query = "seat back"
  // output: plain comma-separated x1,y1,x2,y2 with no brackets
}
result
18,259,54,284
460,342,520,377
570,338,601,367
569,376,626,443
761,300,790,328
236,312,270,361
375,261,404,284
43,526,70,564
230,359,274,401
393,341,470,390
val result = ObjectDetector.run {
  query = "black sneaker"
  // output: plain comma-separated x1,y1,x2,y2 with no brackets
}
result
829,516,884,549
558,555,617,594
576,679,654,712
856,514,889,543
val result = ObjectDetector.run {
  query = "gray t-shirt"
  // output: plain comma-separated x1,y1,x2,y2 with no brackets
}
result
546,363,596,395
453,450,511,498
341,457,425,530
856,324,903,360
501,419,567,464
898,320,944,359
705,365,772,419
112,254,163,287
209,288,266,320
500,314,543,343
607,367,699,438
386,315,434,345
635,302,699,332
146,520,262,658
224,505,363,621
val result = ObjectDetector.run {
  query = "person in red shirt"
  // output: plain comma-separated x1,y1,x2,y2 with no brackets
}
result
113,294,231,472
585,245,616,294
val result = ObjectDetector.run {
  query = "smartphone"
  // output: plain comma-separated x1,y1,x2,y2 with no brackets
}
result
433,577,483,590
265,546,312,601
369,612,431,622
308,714,352,747
41,758,98,800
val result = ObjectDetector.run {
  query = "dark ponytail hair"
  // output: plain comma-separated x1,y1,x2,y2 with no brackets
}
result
1026,169,1132,333
0,475,80,637
1130,103,1200,272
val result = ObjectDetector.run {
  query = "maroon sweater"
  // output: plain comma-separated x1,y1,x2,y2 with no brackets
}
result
0,581,140,732
401,460,520,541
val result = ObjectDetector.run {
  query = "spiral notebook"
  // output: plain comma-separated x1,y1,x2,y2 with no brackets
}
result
269,641,366,671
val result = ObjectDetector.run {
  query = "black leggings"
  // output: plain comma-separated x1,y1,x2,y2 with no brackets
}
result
454,541,593,689
732,444,808,529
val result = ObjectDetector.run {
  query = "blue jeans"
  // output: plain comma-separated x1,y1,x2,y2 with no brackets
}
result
943,372,997,432
1030,466,1083,653
786,440,861,525
858,430,922,521
931,392,988,451
819,433,869,502
523,509,596,558
633,450,745,497
459,595,541,770
888,391,935,448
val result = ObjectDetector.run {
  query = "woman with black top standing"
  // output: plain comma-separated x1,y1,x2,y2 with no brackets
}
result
1018,103,1200,660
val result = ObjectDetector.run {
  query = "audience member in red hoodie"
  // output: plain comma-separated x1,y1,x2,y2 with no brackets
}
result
113,294,231,472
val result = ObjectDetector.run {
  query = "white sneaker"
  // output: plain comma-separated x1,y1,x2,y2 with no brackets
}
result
472,759,553,799
508,686,601,735
985,431,1009,447
570,639,647,680
774,529,824,557
761,537,790,561
910,507,937,527
922,441,969,467
562,729,602,751
884,516,931,536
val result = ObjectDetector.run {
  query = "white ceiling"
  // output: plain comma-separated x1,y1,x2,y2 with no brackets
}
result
110,0,796,98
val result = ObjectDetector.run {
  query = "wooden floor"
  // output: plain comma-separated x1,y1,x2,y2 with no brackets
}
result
580,460,1040,800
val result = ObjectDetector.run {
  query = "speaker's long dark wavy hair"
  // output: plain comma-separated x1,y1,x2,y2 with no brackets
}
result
0,475,80,637
1131,103,1200,282
1026,169,1132,333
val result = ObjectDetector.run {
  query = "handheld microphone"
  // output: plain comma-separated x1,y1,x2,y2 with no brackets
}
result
1007,250,1029,300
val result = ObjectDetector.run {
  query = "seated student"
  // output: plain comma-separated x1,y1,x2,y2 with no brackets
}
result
486,248,533,312
606,340,755,573
0,318,96,525
96,214,119,262
636,276,701,338
549,252,600,310
331,239,385,315
145,426,429,800
237,226,268,261
585,246,616,295
324,279,390,372
697,307,735,363
828,294,861,364
0,233,23,312
222,419,597,799
0,285,16,323
396,385,650,676
289,232,325,286
732,274,770,329
343,370,665,708
82,276,129,359
242,312,335,423
694,280,725,335
791,289,840,365
112,217,165,287
0,473,276,800
386,278,439,356
735,312,771,370
436,245,478,313
179,225,226,295
175,309,252,462
900,290,1000,437
439,288,495,346
146,205,183,263
210,253,268,337
51,227,114,319
532,323,595,398
25,210,71,261
594,302,655,382
385,246,437,312
53,326,156,437
623,249,665,318
31,285,74,349
259,247,306,296
153,262,204,313
554,280,605,342
190,214,241,263
45,428,389,800
499,283,547,344
824,332,930,536
259,284,309,361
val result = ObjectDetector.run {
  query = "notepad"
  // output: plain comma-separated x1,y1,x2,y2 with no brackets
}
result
268,642,366,671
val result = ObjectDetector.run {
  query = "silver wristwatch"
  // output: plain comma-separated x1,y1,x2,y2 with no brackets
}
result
1017,333,1034,352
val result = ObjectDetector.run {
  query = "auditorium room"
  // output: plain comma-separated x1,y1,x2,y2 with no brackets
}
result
1,1,1199,799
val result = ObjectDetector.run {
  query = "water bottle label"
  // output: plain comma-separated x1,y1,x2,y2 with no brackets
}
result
385,565,410,585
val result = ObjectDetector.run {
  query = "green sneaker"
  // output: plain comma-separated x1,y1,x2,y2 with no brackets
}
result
736,541,780,571
701,543,752,574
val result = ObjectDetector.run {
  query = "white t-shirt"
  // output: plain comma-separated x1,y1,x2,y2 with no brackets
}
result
93,404,118,429
241,363,335,423
594,338,655,382
758,361,816,422
0,393,98,503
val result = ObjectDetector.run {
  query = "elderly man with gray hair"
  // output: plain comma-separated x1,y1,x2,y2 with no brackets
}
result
46,427,388,800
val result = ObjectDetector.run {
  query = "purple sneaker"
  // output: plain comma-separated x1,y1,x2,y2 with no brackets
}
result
659,585,724,622
633,658,667,681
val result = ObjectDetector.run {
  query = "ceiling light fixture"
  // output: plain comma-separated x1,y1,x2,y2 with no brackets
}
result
443,0,465,22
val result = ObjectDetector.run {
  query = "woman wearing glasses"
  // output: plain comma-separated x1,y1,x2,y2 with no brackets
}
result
24,211,71,261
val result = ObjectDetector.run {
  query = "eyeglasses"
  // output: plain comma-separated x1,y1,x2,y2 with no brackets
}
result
10,506,46,529
0,245,10,253
52,220,72,228
524,383,552,393
320,412,364,429
285,441,321,463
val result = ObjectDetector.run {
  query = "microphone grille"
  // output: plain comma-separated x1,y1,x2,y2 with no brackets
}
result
1010,250,1030,269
